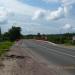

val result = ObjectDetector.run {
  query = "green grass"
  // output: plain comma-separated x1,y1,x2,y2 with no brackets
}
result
0,41,14,56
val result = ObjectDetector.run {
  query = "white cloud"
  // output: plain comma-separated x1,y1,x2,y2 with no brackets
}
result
42,0,75,18
62,23,75,33
0,0,75,34
0,0,40,16
32,7,65,21
0,0,72,22
32,9,46,20
47,7,64,20
60,0,75,6
0,7,8,23
0,0,46,24
64,5,70,14
60,0,75,15
63,24,72,30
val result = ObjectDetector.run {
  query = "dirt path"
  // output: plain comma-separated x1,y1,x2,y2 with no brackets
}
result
0,41,56,75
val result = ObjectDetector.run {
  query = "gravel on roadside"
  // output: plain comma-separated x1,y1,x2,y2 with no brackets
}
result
0,42,56,75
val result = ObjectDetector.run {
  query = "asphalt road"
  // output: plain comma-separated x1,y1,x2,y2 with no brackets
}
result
19,39,75,75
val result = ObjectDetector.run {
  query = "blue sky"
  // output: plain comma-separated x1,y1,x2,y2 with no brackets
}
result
0,0,75,34
19,0,61,10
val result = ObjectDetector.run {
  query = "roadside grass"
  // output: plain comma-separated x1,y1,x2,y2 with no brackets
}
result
0,41,14,56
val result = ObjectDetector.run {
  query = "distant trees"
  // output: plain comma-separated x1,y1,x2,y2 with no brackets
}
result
24,33,47,40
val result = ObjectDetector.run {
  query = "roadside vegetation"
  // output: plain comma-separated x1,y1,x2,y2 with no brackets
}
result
0,41,14,56
0,26,22,56
24,33,75,45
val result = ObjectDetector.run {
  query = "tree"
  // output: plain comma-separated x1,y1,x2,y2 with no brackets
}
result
37,33,41,39
0,27,2,41
0,27,1,37
8,26,21,41
3,32,10,40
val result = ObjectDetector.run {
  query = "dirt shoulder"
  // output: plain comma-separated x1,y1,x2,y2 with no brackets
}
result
0,41,56,75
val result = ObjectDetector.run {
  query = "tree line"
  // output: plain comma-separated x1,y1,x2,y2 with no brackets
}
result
24,33,75,45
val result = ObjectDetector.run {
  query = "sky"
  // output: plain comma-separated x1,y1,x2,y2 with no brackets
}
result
0,0,75,34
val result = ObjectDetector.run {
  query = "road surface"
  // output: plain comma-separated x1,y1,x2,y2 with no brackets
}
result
17,39,75,75
1,39,75,75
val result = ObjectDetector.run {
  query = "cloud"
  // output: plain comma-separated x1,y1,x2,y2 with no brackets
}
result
0,0,75,34
0,7,8,24
0,0,44,24
0,0,40,16
62,24,72,30
42,0,75,17
62,23,75,33
32,9,46,20
60,0,75,6
32,7,65,21
0,0,72,22
60,0,75,15
47,7,64,20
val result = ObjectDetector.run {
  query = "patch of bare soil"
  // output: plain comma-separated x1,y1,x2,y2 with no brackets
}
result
0,54,56,75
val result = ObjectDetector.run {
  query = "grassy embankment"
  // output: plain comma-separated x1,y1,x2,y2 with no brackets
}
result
0,41,14,56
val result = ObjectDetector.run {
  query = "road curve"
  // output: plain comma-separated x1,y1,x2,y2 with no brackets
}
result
18,39,75,75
